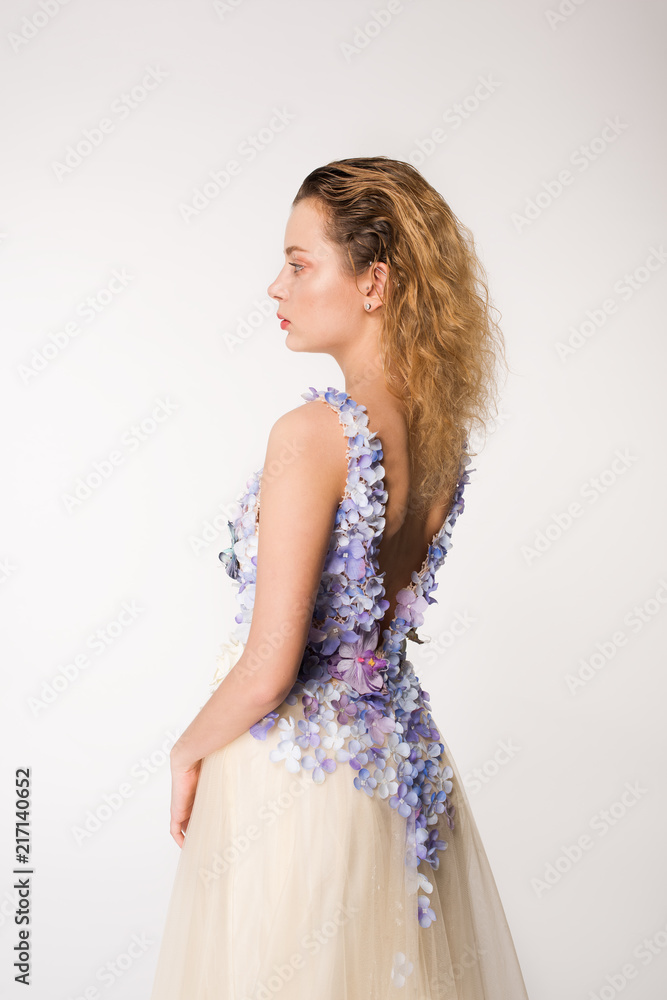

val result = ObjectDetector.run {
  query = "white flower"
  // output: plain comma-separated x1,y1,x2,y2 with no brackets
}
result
270,739,302,773
390,950,414,987
417,870,434,895
374,764,398,799
321,720,347,752
209,634,246,692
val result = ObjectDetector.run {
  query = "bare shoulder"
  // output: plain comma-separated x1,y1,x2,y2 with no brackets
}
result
269,396,343,444
265,398,348,489
244,398,349,699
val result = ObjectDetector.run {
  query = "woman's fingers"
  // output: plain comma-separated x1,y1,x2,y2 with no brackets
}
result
168,765,201,847
170,817,185,848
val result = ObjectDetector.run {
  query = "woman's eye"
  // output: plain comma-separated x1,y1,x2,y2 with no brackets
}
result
289,262,304,273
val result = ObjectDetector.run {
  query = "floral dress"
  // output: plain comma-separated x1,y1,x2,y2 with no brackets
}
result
149,386,531,1000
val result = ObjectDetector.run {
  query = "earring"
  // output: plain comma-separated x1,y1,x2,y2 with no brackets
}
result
365,302,371,310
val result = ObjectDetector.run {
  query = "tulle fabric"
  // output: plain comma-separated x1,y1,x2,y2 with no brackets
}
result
149,646,530,999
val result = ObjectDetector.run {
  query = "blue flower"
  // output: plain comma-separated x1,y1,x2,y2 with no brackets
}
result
390,781,420,819
363,706,396,745
249,710,279,740
307,617,359,656
216,386,472,931
418,894,437,928
301,746,337,783
353,766,377,796
325,536,366,581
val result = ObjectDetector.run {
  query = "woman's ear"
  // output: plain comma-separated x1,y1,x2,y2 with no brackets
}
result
366,263,389,301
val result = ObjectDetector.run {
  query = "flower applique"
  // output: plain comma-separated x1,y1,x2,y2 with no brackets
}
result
390,950,415,988
216,385,474,930
209,633,245,694
328,622,388,695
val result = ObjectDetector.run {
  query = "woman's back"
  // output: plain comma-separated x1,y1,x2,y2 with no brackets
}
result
150,385,531,999
360,392,458,641
151,155,530,1000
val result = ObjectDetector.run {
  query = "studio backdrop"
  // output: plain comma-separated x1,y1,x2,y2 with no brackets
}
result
1,1,665,998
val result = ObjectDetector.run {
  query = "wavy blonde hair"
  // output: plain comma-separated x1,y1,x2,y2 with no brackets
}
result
293,156,507,516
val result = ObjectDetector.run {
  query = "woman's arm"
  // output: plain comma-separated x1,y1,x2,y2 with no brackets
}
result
170,398,348,771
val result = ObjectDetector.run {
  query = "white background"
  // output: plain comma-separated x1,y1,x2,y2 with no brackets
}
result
1,1,666,997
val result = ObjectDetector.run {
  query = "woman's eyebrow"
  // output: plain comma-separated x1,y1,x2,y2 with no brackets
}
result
284,245,310,255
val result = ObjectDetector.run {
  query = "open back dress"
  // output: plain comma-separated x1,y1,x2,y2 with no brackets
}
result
149,385,530,999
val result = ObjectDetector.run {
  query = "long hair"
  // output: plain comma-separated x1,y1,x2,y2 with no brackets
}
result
293,156,507,515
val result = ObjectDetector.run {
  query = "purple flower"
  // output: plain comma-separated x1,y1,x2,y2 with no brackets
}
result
393,588,429,628
229,388,473,931
334,692,358,725
363,706,396,745
249,710,279,740
328,626,387,695
353,767,377,797
390,781,419,819
325,536,367,581
308,617,359,656
295,718,320,750
418,895,437,928
301,747,336,784
418,823,448,865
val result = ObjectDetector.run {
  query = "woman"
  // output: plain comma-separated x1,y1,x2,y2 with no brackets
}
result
150,156,530,998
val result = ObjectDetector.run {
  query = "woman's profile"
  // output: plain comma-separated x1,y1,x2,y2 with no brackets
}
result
149,156,530,999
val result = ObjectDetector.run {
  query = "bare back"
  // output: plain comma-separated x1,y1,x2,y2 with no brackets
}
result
359,395,456,638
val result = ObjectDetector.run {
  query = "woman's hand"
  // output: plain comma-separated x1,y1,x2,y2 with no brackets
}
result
169,750,202,848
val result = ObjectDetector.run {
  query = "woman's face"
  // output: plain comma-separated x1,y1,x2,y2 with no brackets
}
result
267,198,371,355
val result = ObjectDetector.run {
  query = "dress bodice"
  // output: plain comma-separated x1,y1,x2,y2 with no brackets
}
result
219,385,471,661
215,385,473,928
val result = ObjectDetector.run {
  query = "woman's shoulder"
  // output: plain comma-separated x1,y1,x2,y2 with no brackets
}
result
262,387,349,491
268,386,347,442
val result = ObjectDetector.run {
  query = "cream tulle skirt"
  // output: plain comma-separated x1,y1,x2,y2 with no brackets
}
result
150,639,530,999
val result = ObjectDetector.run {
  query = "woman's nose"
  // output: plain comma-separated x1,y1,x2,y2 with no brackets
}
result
267,273,283,300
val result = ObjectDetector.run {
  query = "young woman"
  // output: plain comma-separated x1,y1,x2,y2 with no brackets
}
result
150,156,531,999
